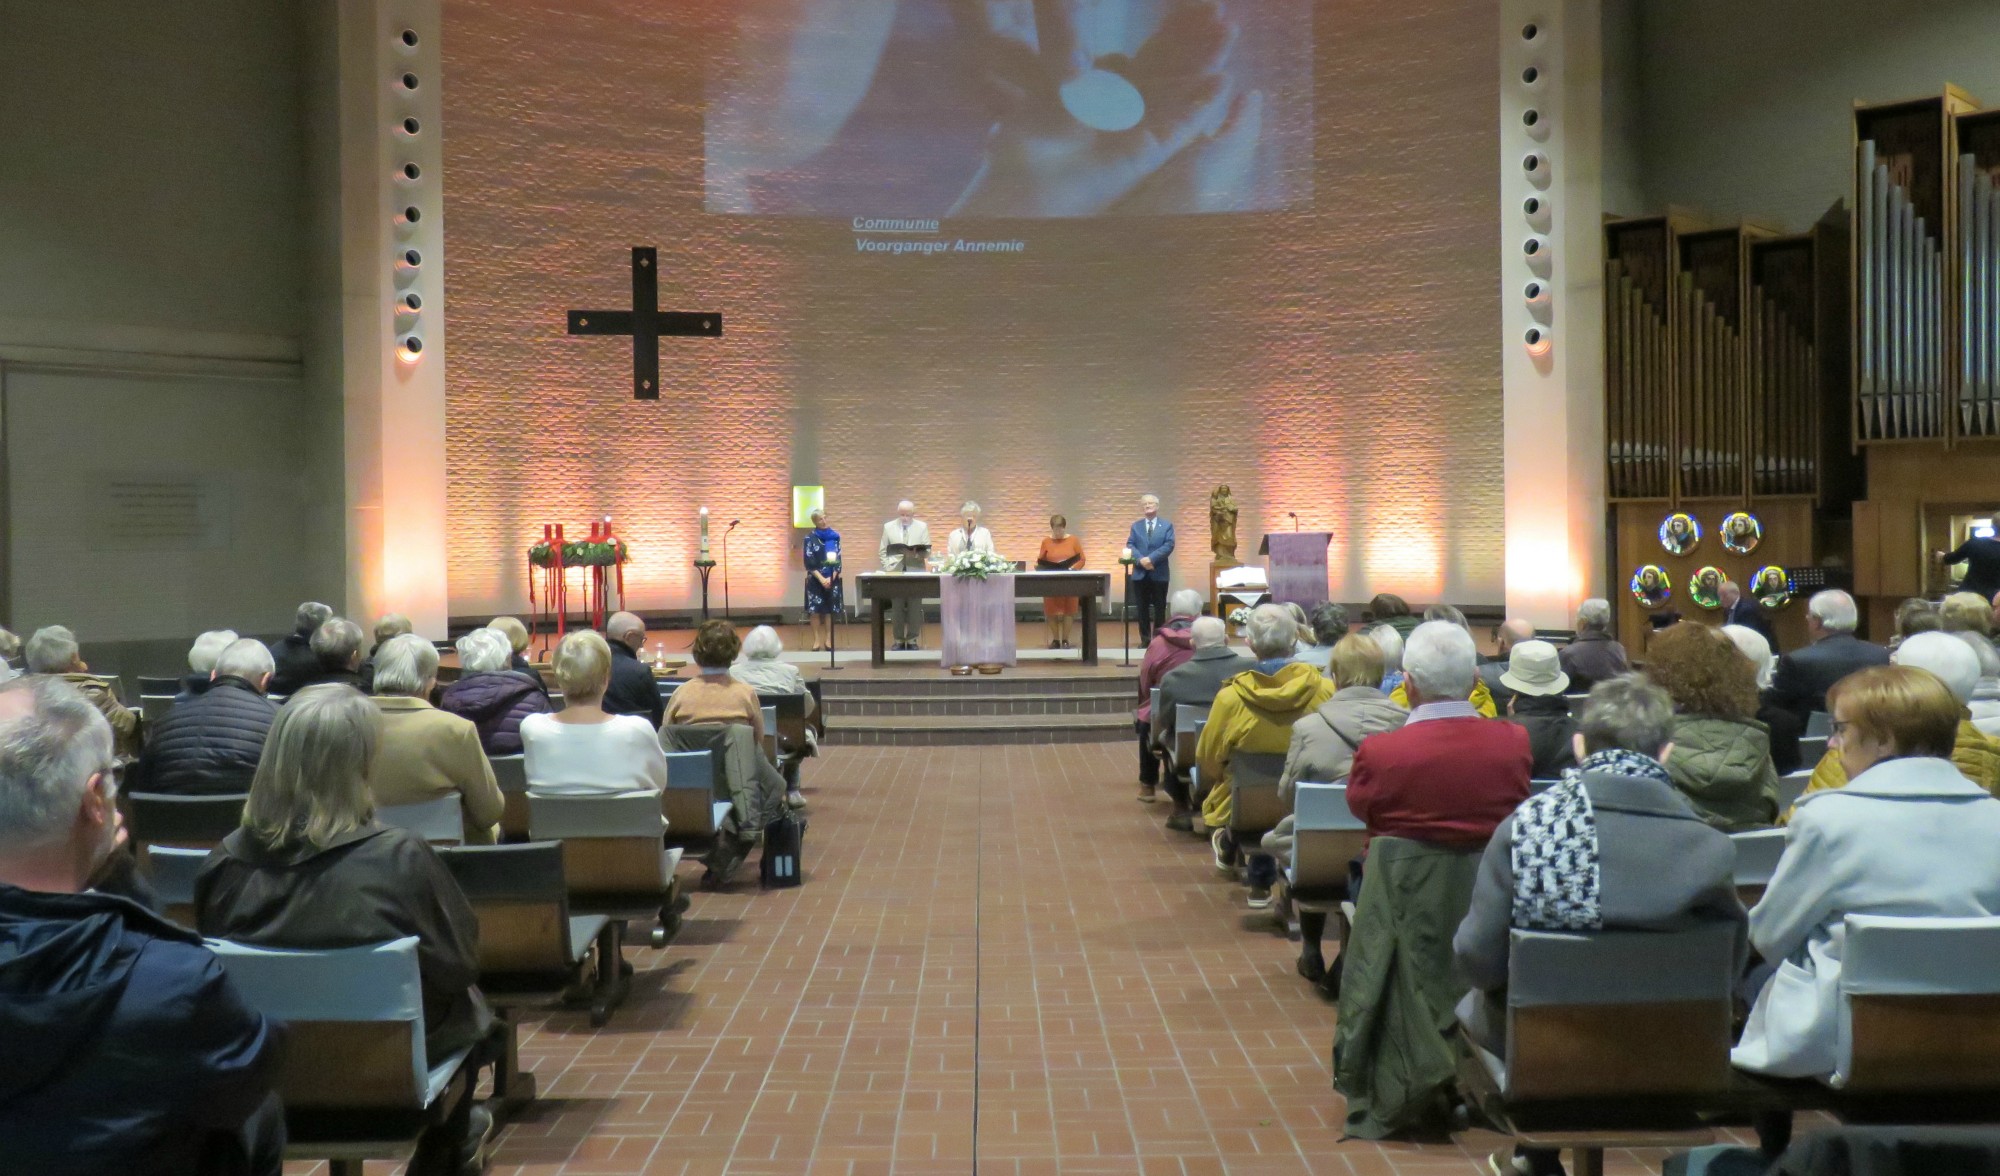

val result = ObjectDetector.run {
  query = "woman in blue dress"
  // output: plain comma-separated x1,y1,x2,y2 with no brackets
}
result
803,508,843,651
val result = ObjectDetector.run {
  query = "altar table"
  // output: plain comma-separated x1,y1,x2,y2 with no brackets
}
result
858,571,1111,668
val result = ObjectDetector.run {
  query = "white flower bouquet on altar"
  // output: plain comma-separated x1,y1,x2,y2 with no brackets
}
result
1227,606,1253,628
945,549,1014,581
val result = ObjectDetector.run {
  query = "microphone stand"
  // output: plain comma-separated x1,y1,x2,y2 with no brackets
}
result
825,563,844,671
722,520,739,620
1289,511,1300,532
1120,558,1136,668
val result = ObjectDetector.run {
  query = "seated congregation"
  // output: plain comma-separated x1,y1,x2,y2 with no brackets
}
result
0,605,816,1174
1136,589,2000,1175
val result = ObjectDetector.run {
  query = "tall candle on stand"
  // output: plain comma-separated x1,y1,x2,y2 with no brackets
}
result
698,506,712,560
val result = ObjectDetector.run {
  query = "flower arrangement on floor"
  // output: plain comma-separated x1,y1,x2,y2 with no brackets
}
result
945,549,1014,580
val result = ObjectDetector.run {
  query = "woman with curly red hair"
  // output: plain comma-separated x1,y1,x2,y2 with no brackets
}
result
1642,622,1780,829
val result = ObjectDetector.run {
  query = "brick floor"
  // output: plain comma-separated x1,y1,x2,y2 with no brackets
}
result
296,742,1692,1175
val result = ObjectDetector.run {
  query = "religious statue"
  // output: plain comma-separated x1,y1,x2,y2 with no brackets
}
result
1209,484,1239,562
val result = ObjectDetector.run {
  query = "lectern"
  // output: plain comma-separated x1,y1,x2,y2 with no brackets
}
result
1260,532,1333,610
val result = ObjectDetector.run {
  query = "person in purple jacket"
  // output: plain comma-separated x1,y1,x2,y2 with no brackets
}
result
439,628,551,756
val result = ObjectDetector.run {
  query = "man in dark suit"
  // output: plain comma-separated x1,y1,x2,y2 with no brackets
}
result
267,600,332,695
1721,579,1776,650
1152,616,1252,832
1125,494,1176,644
1765,589,1890,722
603,611,666,728
1937,530,2000,602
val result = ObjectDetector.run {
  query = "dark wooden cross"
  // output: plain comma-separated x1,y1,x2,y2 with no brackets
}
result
566,246,722,399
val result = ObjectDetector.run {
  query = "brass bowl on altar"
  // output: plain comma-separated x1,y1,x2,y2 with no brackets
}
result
949,664,975,676
975,663,1004,675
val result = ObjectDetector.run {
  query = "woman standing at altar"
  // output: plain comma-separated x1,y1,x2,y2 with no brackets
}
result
946,501,996,557
802,508,843,651
1037,514,1086,649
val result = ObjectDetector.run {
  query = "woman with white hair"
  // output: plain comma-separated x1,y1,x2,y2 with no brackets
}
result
519,630,667,796
1368,623,1405,693
1723,623,1805,775
367,634,505,842
945,501,996,557
440,627,551,756
731,625,817,805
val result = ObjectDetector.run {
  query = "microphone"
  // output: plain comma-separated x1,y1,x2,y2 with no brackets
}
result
1288,511,1299,532
727,519,741,528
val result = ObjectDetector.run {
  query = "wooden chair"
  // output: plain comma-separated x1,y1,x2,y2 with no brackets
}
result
527,791,683,955
140,693,177,727
1797,736,1831,768
1836,914,2000,1096
489,754,529,841
437,841,619,1062
1805,710,1833,738
125,791,247,855
757,692,811,756
207,936,477,1176
1165,703,1211,780
136,674,182,697
1285,781,1365,962
1184,716,1212,802
1730,828,1787,907
1777,769,1813,813
377,794,464,844
759,704,779,763
146,844,209,927
1459,923,1740,1176
1225,750,1289,853
1529,777,1563,794
661,749,729,856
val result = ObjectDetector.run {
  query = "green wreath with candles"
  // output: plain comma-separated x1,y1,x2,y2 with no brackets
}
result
528,539,628,568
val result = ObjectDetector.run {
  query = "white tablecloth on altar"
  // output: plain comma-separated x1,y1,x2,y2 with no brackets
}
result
941,573,1017,666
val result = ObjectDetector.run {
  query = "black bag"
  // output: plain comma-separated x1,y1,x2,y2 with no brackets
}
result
760,814,804,888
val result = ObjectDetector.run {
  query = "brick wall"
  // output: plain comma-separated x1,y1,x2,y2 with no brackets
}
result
440,0,1503,615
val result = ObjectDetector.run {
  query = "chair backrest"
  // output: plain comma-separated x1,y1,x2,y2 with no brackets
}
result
1777,769,1813,813
1290,782,1365,892
1797,735,1830,767
1805,710,1833,738
208,936,430,1108
1729,828,1788,895
757,692,809,750
1503,922,1739,1101
1837,913,2000,1092
126,791,247,851
137,675,181,697
527,791,670,896
377,794,464,844
1173,705,1210,769
1228,751,1289,835
655,677,682,701
489,754,529,840
146,845,209,926
140,694,176,726
1528,777,1562,794
434,842,577,978
662,749,721,837
1149,687,1161,719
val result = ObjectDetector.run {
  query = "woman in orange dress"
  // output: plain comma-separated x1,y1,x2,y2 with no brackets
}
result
1036,514,1086,650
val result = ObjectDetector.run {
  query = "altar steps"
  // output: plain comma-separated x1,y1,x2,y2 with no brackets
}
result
819,669,1139,746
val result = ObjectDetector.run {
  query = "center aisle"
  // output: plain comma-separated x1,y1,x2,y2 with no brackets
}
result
475,743,1670,1176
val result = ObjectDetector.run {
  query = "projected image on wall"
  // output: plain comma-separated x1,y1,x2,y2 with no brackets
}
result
706,0,1311,217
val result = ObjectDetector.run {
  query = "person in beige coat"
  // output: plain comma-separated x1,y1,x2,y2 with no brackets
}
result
367,633,503,843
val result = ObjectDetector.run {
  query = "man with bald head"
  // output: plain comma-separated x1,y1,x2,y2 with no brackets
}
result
1477,618,1536,715
602,612,665,728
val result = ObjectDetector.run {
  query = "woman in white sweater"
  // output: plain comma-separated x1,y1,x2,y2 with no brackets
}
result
520,630,667,796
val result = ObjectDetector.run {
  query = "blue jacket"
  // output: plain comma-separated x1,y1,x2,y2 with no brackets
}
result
1126,517,1175,583
0,883,280,1174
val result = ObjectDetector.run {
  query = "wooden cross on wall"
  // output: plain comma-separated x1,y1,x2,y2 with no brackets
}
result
566,247,722,399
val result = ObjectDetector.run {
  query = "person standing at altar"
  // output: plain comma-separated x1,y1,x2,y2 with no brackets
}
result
803,508,843,652
946,501,996,557
1126,494,1176,643
878,500,930,651
1037,514,1086,650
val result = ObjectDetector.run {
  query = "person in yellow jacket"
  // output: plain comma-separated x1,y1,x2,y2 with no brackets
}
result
1389,676,1497,718
1786,632,2000,822
1198,606,1338,908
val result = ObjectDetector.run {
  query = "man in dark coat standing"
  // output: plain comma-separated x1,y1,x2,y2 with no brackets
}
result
603,611,666,729
138,639,279,795
1125,493,1176,644
0,677,281,1175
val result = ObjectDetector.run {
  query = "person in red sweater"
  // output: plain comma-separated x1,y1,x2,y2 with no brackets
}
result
1347,621,1531,847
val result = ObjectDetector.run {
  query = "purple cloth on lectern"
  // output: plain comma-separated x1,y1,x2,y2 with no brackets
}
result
1264,532,1332,609
941,573,1018,666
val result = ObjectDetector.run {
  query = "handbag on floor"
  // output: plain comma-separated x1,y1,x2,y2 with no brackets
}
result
760,814,804,888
